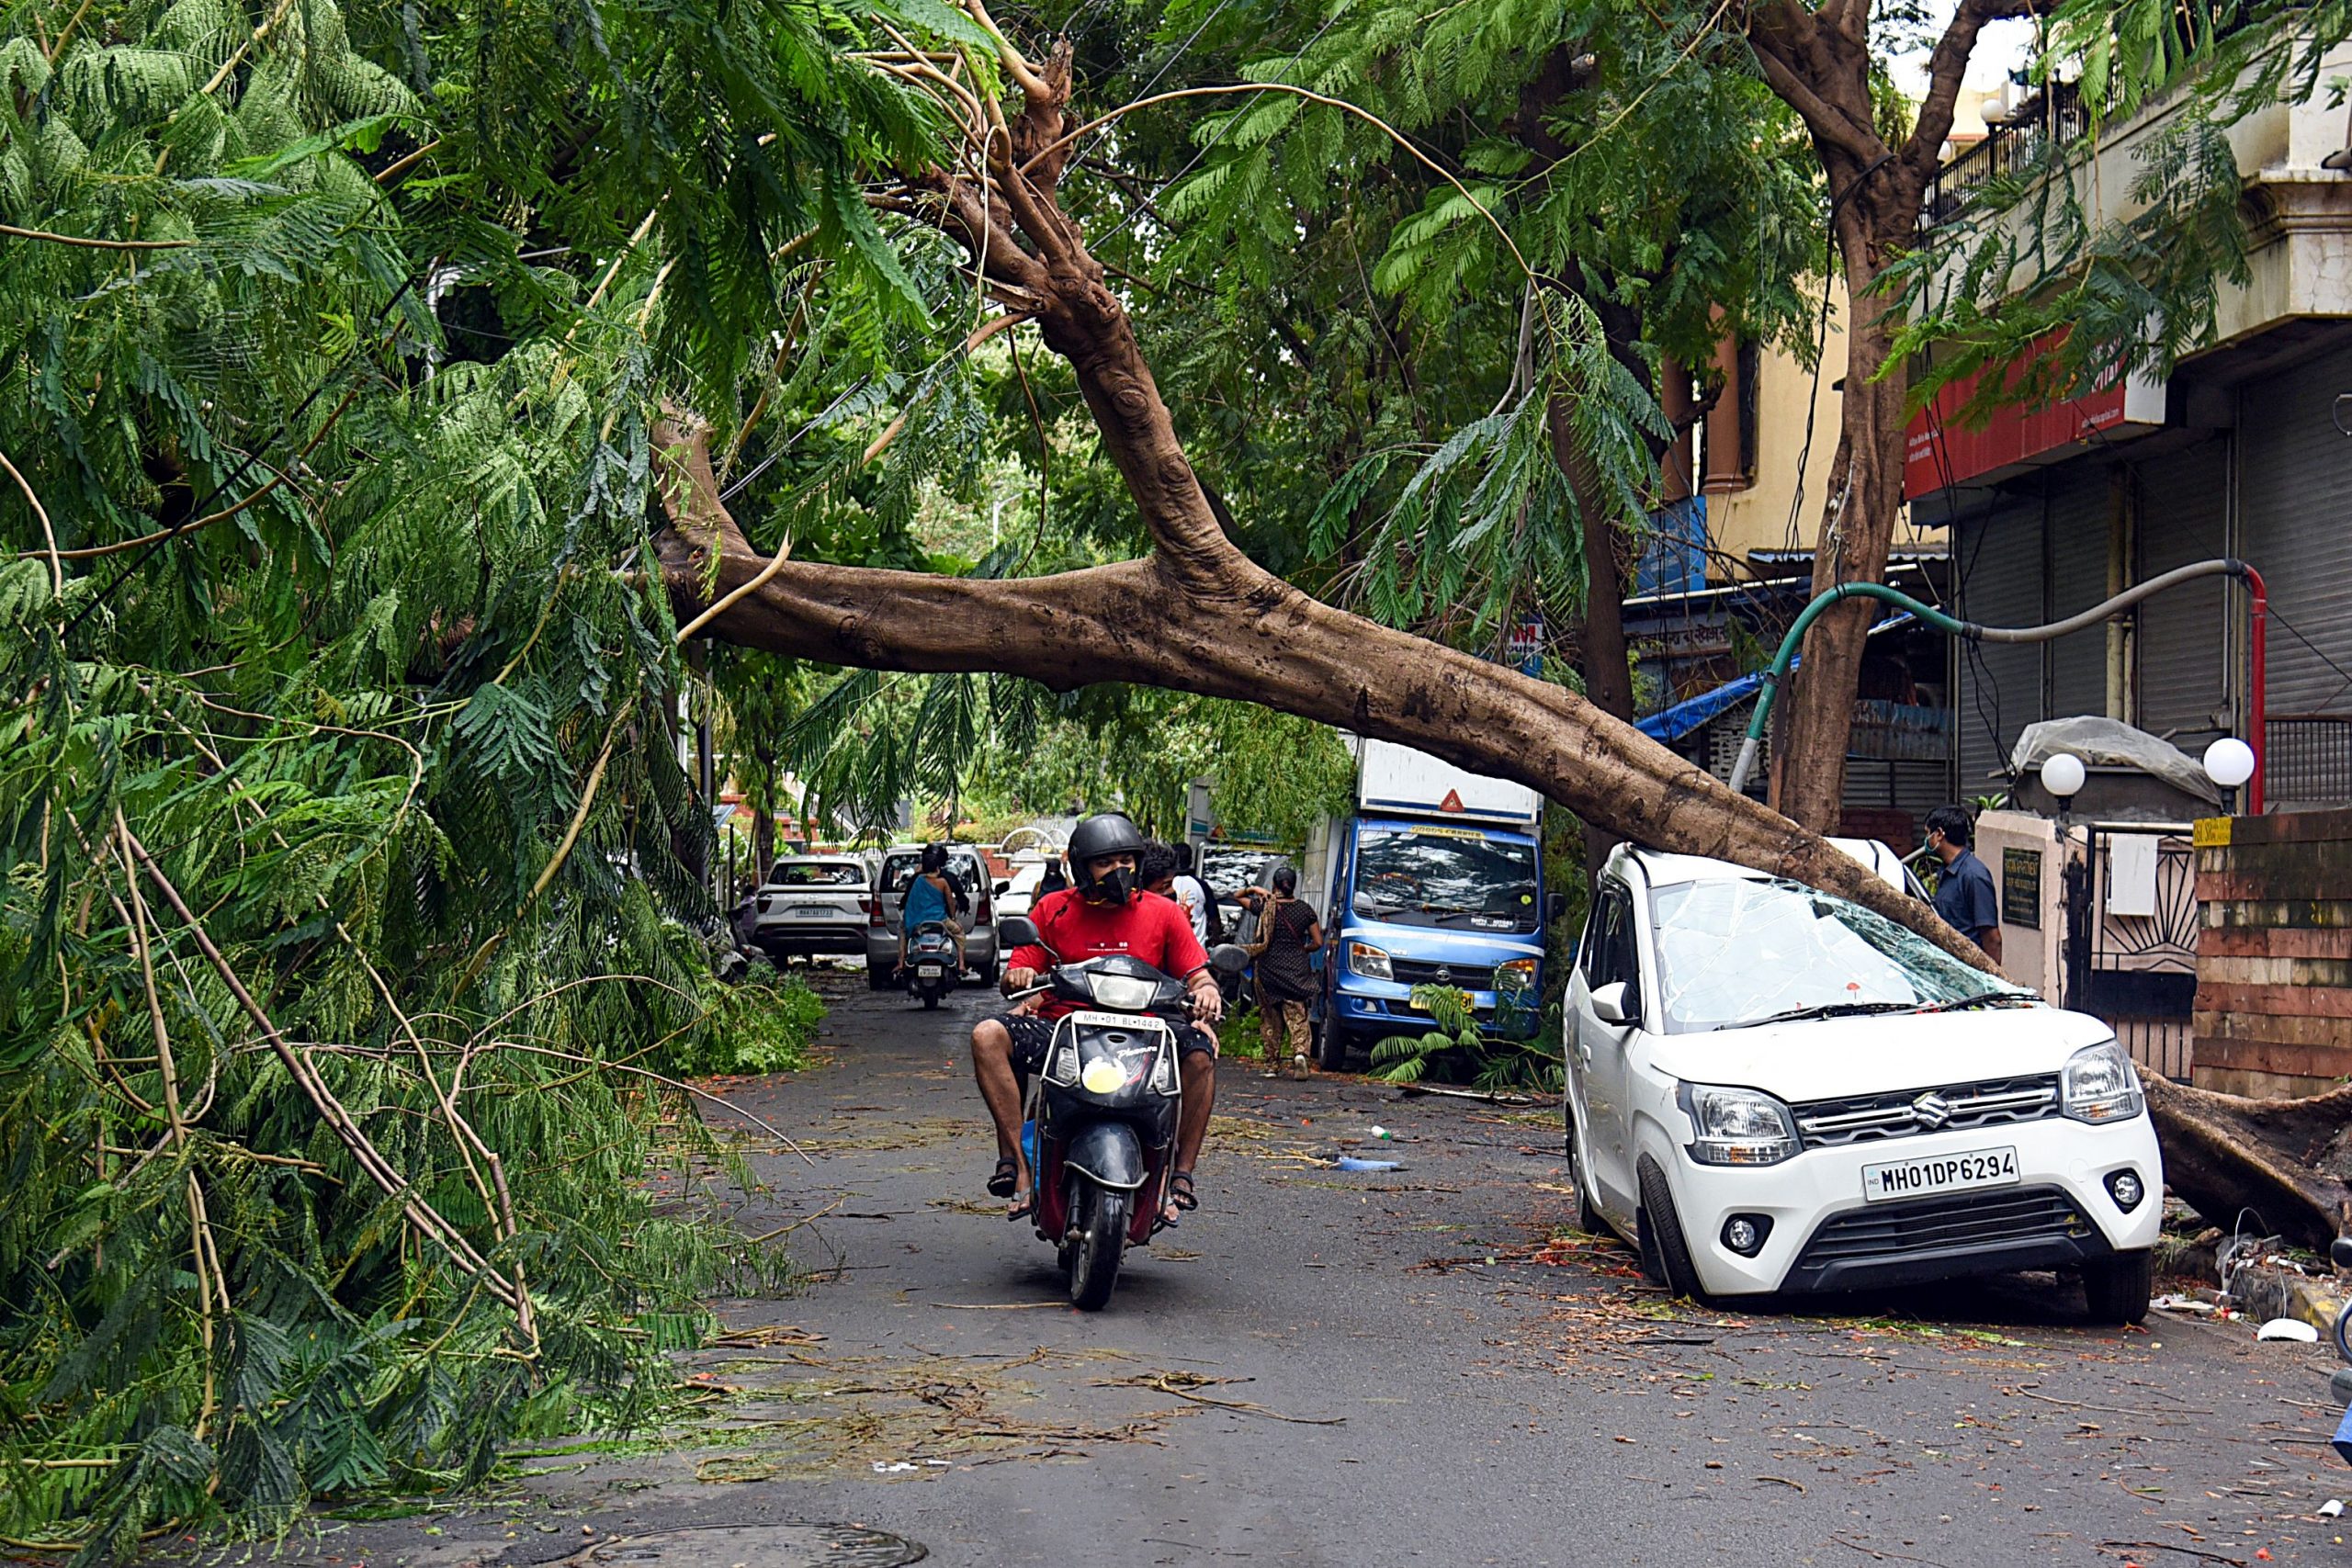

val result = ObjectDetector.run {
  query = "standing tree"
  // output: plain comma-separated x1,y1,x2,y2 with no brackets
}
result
1738,0,2045,830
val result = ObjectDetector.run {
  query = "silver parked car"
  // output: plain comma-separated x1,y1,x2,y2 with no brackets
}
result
749,856,871,962
863,845,1004,990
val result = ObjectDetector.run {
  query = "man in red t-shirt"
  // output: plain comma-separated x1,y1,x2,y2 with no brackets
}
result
971,814,1224,1224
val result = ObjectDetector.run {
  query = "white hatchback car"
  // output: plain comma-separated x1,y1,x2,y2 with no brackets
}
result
1564,846,2162,1324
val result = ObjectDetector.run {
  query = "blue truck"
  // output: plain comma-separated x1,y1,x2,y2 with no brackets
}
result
1299,738,1561,1068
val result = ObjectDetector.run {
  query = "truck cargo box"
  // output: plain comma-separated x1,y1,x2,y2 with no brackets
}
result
1353,738,1541,826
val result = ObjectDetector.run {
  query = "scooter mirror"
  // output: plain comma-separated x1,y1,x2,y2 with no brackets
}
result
1208,942,1250,976
998,914,1042,949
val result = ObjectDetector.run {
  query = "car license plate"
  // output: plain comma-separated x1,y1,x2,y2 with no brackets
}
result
791,904,831,918
917,964,944,978
1861,1145,2019,1202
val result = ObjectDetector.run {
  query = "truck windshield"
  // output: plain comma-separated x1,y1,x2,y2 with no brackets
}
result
1351,828,1539,931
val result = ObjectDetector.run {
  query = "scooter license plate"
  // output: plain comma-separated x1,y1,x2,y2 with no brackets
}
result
917,964,944,978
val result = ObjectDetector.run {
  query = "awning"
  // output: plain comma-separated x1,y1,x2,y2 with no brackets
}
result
1636,614,1920,744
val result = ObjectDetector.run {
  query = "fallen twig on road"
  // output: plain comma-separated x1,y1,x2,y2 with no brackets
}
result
2095,1542,2248,1566
1828,1535,1957,1567
2008,1384,2211,1418
1097,1371,1346,1426
1394,1083,1537,1107
933,1301,1069,1310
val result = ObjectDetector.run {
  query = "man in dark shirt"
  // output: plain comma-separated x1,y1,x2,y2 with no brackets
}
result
1925,805,2002,964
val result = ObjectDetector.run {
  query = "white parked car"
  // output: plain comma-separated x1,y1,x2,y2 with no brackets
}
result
749,856,872,962
1563,846,2161,1324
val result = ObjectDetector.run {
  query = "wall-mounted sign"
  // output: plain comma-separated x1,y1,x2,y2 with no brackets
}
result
2001,847,2043,930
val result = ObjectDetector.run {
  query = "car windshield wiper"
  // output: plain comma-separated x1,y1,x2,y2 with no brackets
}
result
1713,1000,1917,1032
1913,990,2036,1013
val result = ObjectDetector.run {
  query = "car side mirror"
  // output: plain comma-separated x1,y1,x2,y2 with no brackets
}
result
994,880,1012,896
2333,1236,2352,1271
1545,892,1569,925
1208,942,1250,976
1589,980,1637,1028
997,914,1041,948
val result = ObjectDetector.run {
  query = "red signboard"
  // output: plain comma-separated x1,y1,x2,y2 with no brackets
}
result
1903,337,2165,501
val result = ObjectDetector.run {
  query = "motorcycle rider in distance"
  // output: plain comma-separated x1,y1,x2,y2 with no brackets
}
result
971,813,1224,1224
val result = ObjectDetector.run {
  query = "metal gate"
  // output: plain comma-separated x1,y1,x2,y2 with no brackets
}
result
2063,824,2199,1082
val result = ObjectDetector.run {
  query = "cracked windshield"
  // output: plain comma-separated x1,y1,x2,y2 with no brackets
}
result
1650,877,2024,1034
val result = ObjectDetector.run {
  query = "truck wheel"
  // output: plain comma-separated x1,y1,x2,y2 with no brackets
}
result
2081,1250,2153,1325
1636,1156,1708,1303
1067,1183,1129,1311
1315,1015,1350,1071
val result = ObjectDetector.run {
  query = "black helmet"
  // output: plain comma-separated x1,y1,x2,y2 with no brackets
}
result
1067,813,1148,903
919,842,948,874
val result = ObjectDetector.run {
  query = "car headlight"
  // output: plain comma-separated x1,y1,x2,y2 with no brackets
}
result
1348,942,1393,981
1678,1082,1800,1167
2061,1039,2143,1124
1090,974,1158,1011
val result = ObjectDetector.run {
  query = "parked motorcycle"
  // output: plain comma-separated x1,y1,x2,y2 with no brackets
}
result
904,921,959,1010
2328,1237,2352,1463
997,915,1247,1310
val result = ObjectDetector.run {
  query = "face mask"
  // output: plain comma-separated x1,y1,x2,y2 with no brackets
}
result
1091,865,1136,905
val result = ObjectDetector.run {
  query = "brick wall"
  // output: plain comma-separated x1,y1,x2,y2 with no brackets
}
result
2192,807,2352,1098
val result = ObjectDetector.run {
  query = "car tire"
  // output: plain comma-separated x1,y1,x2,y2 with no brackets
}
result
974,957,999,987
866,961,892,992
1566,1104,1605,1236
2082,1249,2154,1325
1635,1156,1708,1303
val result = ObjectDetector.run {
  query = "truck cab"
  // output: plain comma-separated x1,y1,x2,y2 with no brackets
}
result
1305,740,1555,1066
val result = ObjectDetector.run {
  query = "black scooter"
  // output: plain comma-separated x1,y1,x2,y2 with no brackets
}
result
904,921,959,1010
997,915,1246,1310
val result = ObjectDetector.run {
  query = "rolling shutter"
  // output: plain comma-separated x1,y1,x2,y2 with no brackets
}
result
2045,467,2114,725
2132,438,2231,746
1953,497,2046,791
2239,342,2352,718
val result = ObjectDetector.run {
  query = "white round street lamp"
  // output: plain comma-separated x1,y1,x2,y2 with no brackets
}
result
2041,752,2086,802
2203,736,2256,815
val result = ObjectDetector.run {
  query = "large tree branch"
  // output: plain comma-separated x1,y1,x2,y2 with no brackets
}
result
1745,5,1888,169
651,420,1995,975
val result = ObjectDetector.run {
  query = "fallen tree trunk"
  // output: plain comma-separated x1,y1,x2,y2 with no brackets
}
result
653,17,2348,1254
2144,1076,2352,1250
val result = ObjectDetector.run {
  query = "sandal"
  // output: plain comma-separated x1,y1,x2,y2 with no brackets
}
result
1161,1169,1199,1224
1006,1186,1035,1222
986,1155,1020,1199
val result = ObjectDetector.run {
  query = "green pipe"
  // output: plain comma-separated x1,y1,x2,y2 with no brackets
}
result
1723,559,2253,795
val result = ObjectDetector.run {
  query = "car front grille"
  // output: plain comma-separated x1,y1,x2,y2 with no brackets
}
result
1793,1187,2092,1270
1792,1073,2060,1151
1389,959,1494,989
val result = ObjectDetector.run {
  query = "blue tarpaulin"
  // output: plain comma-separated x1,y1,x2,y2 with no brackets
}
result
1635,614,1918,744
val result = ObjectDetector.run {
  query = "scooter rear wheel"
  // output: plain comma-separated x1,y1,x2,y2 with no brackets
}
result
1066,1182,1129,1311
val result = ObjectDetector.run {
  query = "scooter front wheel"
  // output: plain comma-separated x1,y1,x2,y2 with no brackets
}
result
1066,1181,1130,1311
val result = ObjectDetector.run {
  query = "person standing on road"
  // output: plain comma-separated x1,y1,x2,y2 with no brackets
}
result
1924,805,2002,964
969,814,1224,1224
1244,865,1322,1080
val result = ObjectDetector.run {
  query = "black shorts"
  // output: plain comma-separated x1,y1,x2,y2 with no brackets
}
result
989,1011,1217,1071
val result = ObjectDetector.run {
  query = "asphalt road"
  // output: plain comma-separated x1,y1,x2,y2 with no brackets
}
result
306,971,2352,1568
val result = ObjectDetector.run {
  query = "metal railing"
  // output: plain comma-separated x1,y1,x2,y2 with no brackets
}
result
2267,714,2352,806
1923,80,2088,228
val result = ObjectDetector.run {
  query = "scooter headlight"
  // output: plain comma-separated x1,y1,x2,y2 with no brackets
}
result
1149,1041,1178,1094
1089,973,1159,1011
1045,1041,1080,1086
